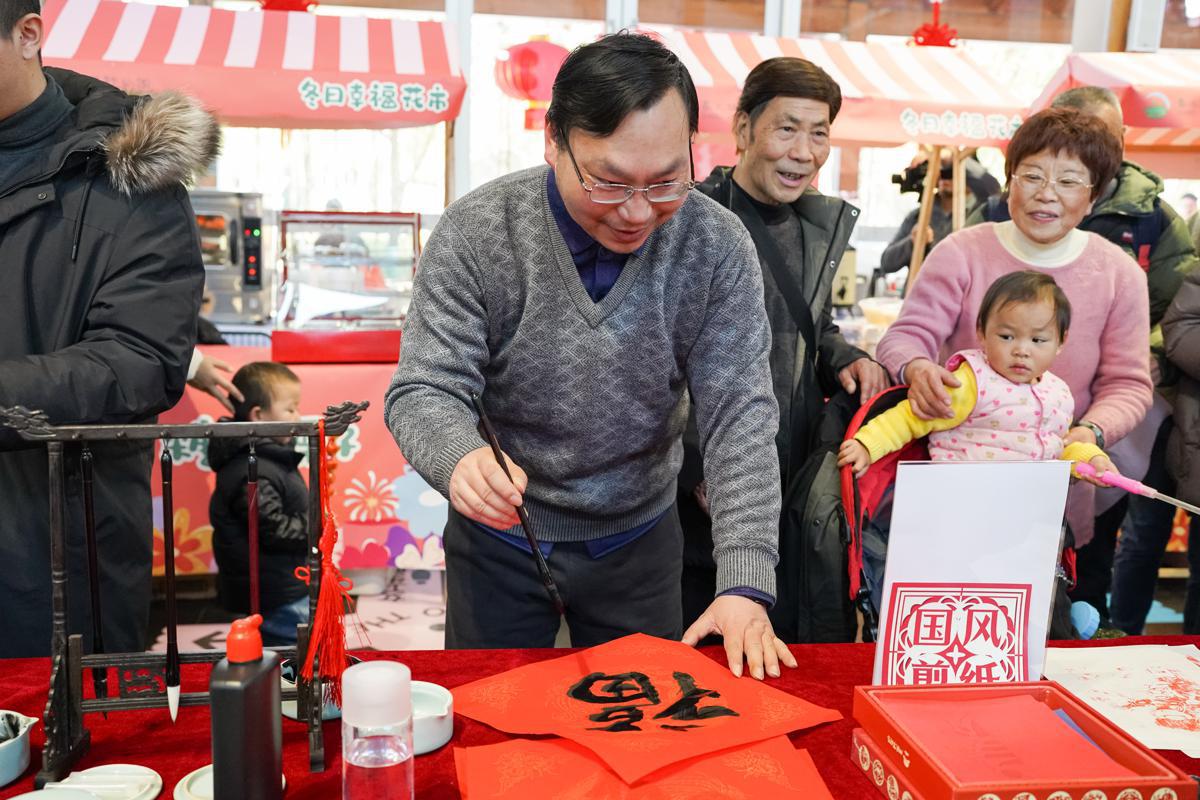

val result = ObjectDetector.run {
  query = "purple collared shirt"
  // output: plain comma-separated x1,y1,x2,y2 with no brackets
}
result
546,168,637,302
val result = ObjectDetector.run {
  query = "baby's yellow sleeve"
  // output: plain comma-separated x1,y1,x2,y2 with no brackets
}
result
853,363,977,462
1063,442,1107,478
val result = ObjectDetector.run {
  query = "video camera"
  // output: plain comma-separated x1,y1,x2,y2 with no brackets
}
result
892,161,953,195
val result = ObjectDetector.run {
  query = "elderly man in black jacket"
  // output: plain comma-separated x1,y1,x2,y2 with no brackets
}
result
0,3,218,656
680,57,888,641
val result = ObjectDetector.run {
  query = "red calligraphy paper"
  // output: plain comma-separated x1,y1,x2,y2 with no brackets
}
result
880,694,1137,783
455,735,833,799
452,633,840,783
882,582,1032,685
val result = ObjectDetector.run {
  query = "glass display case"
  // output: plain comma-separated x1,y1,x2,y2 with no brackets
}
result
273,210,421,363
276,210,421,328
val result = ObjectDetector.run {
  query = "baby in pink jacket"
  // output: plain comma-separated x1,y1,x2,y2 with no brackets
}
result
840,271,1118,478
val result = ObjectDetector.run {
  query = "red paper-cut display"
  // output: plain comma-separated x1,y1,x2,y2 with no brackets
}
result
454,735,834,799
452,633,841,783
883,582,1031,685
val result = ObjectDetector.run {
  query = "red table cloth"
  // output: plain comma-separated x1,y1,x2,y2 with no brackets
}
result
1,637,1197,799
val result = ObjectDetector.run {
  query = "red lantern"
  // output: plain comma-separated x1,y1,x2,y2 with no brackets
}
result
495,39,570,130
259,0,317,11
911,0,958,47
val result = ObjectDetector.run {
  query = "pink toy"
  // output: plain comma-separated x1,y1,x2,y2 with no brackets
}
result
1075,462,1200,516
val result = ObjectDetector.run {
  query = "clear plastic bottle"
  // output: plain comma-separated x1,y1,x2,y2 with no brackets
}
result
341,661,414,800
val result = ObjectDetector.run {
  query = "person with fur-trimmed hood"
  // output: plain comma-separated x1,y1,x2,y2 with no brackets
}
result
0,2,218,656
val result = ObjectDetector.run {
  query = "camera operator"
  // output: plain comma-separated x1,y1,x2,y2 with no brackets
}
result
878,152,999,292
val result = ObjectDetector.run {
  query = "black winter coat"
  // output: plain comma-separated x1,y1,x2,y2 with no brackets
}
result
0,69,217,656
209,437,310,614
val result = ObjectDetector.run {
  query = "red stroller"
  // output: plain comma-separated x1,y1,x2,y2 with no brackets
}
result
838,385,1078,641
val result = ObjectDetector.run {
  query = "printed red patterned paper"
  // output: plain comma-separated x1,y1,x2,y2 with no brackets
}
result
452,633,840,783
454,735,834,799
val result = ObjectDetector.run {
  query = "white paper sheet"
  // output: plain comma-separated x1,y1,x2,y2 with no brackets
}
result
1044,644,1200,756
872,460,1071,684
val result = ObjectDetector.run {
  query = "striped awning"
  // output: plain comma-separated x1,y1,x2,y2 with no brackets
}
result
1034,50,1200,150
650,29,1027,148
41,0,466,129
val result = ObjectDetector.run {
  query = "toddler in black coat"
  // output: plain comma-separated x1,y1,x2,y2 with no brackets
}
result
209,362,309,646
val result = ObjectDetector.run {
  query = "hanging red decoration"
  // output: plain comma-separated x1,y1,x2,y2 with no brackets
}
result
495,39,570,130
911,0,958,47
297,419,355,706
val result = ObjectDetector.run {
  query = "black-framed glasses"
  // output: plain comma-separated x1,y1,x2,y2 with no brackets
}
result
563,139,695,205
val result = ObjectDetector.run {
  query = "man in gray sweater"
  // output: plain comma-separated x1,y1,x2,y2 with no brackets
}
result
385,33,796,680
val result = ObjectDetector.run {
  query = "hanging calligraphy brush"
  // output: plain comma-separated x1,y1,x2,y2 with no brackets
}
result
160,446,181,722
470,392,565,616
247,443,260,616
81,446,108,712
299,419,355,705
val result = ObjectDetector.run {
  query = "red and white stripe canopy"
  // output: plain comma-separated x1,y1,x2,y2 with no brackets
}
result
1034,51,1200,172
651,29,1027,148
41,0,466,129
1032,51,1200,146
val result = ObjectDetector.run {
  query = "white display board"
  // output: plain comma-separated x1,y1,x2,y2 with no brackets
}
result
872,461,1071,685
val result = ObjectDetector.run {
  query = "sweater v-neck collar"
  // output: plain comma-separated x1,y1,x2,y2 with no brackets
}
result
543,169,651,328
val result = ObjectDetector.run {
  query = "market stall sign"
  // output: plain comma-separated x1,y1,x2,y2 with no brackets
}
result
646,27,1025,147
40,0,467,129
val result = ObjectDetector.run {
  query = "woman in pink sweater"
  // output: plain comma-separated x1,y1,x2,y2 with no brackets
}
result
875,107,1153,544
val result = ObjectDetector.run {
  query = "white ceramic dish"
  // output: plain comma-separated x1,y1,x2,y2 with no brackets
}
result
173,765,286,800
44,763,162,800
412,681,453,755
9,790,97,799
279,656,360,721
0,711,37,788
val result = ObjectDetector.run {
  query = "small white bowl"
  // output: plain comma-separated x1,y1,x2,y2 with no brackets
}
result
412,681,452,755
857,296,904,326
279,655,361,721
0,711,37,788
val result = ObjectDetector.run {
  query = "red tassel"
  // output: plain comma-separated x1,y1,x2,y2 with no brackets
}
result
299,419,354,706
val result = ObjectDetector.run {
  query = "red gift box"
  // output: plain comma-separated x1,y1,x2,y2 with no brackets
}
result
852,682,1197,800
851,726,927,800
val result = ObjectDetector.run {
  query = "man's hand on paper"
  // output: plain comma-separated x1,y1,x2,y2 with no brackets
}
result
682,595,797,681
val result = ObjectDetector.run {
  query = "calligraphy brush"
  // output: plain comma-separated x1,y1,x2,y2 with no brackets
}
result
81,447,108,714
470,392,565,616
160,447,180,722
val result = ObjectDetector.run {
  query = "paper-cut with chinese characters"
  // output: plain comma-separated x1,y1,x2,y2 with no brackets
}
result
452,634,840,783
882,582,1032,685
454,735,834,799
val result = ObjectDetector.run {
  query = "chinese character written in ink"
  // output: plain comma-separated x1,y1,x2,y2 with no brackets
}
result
567,671,737,733
653,672,738,730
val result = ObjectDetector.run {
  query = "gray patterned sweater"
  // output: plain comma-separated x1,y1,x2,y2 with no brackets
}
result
384,165,781,597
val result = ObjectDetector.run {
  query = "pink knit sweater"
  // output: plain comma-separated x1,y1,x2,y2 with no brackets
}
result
876,224,1152,444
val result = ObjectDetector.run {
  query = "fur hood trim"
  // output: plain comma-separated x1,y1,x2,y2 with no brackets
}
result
103,92,221,197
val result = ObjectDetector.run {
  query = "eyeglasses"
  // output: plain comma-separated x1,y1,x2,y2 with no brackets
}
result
563,139,695,205
1013,171,1093,197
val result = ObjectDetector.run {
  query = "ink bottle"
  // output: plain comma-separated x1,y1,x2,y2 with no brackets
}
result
210,614,283,800
342,660,414,800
